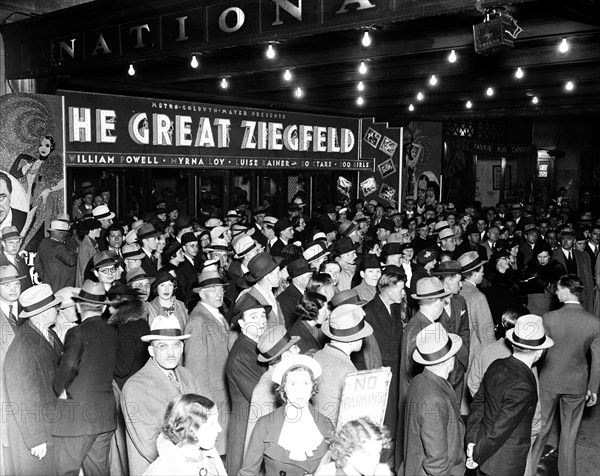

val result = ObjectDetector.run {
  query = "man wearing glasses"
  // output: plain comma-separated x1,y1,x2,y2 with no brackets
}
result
121,315,203,475
91,251,121,291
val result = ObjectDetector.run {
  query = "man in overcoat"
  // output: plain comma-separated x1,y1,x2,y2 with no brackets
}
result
34,220,77,292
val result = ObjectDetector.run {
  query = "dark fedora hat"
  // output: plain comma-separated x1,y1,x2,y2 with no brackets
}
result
180,232,198,246
72,280,114,305
330,289,367,308
91,251,119,270
79,218,102,232
287,258,314,280
319,218,337,234
137,223,160,240
163,241,182,260
360,254,381,270
231,293,272,324
193,270,226,293
240,252,283,285
376,219,395,232
257,325,300,363
332,236,359,255
431,260,462,276
338,220,358,237
274,217,293,235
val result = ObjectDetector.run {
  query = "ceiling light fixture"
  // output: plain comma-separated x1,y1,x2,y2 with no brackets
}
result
361,31,372,47
466,100,472,109
486,87,494,96
559,37,569,53
417,92,424,101
448,50,457,63
515,67,524,79
295,87,303,98
190,55,199,69
283,69,292,81
357,96,364,106
532,96,539,104
128,64,135,76
408,104,415,112
266,44,276,59
220,77,228,89
359,61,367,74
429,75,438,86
565,81,574,91
357,81,365,91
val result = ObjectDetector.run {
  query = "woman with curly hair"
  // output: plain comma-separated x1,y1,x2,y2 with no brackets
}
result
288,291,330,354
240,355,333,476
316,417,392,476
144,394,226,476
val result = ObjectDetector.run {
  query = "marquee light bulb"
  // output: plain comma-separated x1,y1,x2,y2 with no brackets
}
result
362,31,372,47
532,96,539,104
466,100,472,109
220,77,228,89
128,64,135,76
266,44,276,59
429,75,438,86
515,67,524,79
359,61,367,74
565,81,574,91
357,81,365,91
190,55,199,69
486,87,494,96
408,104,415,112
559,37,569,53
283,69,292,81
417,91,424,101
448,50,457,63
357,96,364,106
295,87,303,98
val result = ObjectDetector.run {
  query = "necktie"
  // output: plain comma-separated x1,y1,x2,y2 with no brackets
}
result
8,304,17,327
168,371,180,390
595,246,599,257
47,328,62,352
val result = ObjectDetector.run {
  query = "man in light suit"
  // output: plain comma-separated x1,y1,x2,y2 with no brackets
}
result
184,270,237,456
532,274,600,476
122,314,203,475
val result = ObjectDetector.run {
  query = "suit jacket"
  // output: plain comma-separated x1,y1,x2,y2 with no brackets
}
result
225,333,267,476
288,318,327,354
269,238,286,257
404,370,466,476
52,316,118,436
0,251,33,290
5,321,61,475
140,252,158,278
34,237,77,292
178,257,201,311
585,242,599,273
481,240,495,260
552,248,594,312
239,405,333,476
121,359,203,475
113,317,151,389
439,294,470,401
467,356,538,476
276,283,303,328
184,302,237,455
540,302,600,394
76,235,98,287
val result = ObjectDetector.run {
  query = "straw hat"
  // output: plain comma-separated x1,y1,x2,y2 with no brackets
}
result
92,205,115,221
506,314,554,350
141,314,191,342
457,251,487,274
411,277,451,300
413,322,463,365
19,284,61,318
322,304,373,342
55,287,81,310
48,220,70,232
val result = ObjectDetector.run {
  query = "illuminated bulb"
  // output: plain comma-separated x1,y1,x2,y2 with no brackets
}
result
357,81,365,91
429,75,438,86
532,96,539,104
448,50,457,63
466,100,472,109
565,81,574,91
408,104,415,112
359,61,367,74
220,77,228,89
417,92,424,101
266,44,275,59
486,87,494,96
356,96,364,106
128,64,135,76
559,37,569,53
283,69,292,81
515,67,524,79
362,31,372,47
190,55,199,69
295,87,303,98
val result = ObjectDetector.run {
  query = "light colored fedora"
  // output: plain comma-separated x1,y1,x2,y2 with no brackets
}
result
19,284,61,318
411,277,451,300
413,322,463,365
322,304,373,342
506,314,554,350
141,315,191,342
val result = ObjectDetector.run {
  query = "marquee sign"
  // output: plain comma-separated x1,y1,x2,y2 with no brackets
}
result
62,91,372,171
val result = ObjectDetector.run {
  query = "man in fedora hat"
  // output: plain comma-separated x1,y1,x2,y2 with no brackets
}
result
137,222,161,278
467,314,554,476
276,257,314,327
75,218,102,286
333,236,359,292
52,280,118,476
0,226,32,290
352,254,382,303
396,276,451,471
225,294,271,475
92,204,116,251
34,220,77,292
404,322,465,476
184,270,237,456
519,222,541,265
456,223,487,259
178,231,203,311
4,284,62,475
313,303,374,428
91,250,121,291
122,315,202,475
531,274,600,476
244,325,301,456
270,217,295,258
236,251,284,328
436,227,459,259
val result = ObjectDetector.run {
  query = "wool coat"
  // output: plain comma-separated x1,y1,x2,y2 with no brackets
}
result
239,405,334,476
225,333,267,476
244,366,278,457
552,248,594,312
276,282,303,328
76,235,97,287
184,301,238,455
439,294,470,401
288,318,328,354
467,356,538,476
112,315,151,389
121,358,203,476
0,307,18,475
34,237,77,292
404,369,466,476
178,257,201,311
52,315,118,437
5,320,61,476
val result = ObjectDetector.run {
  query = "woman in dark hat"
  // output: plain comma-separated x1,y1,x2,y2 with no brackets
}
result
148,270,188,331
520,241,566,316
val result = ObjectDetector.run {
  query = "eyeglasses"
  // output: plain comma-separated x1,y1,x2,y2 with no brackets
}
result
152,341,183,352
99,266,117,275
133,282,151,290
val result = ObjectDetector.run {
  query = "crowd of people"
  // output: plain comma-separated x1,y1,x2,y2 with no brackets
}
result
1,188,599,476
